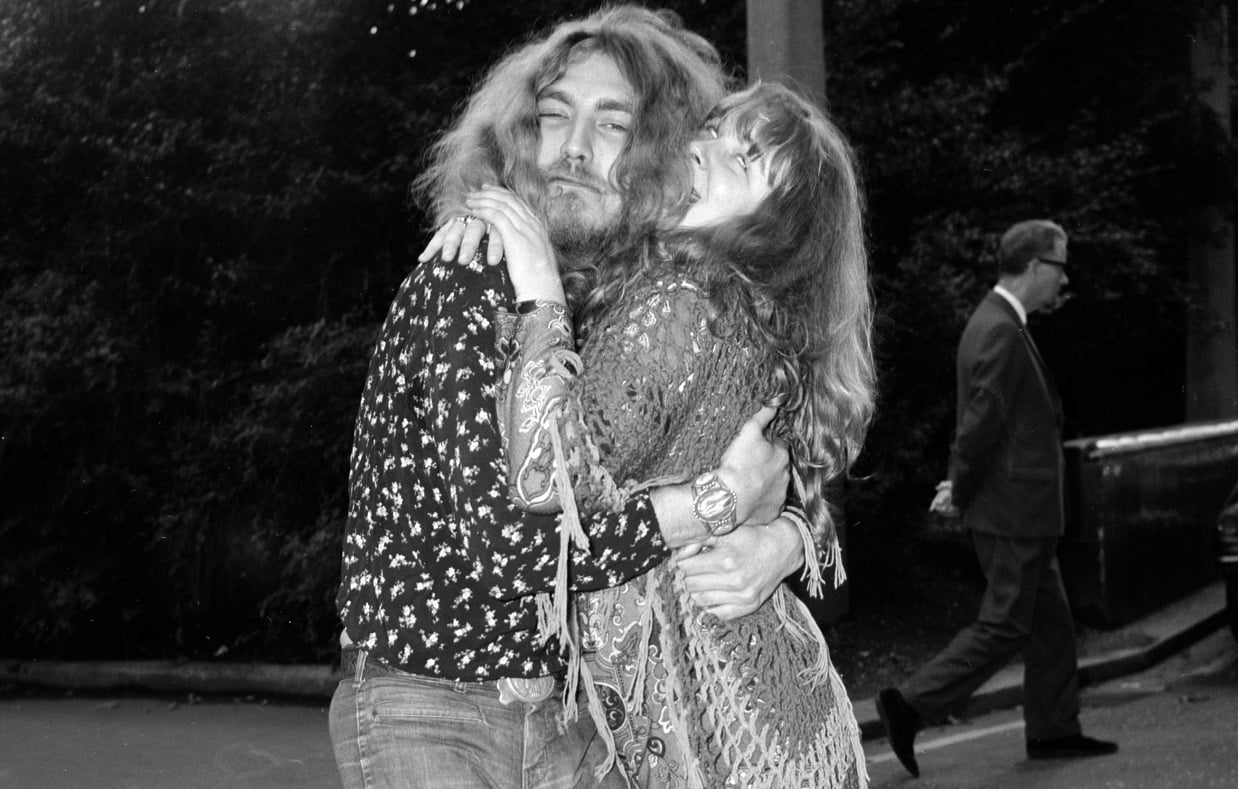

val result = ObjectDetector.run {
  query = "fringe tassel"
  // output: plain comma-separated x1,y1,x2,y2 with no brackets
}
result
790,591,832,686
561,600,581,722
578,650,619,782
625,473,689,494
831,664,870,788
822,535,847,589
781,507,827,597
535,592,553,644
624,574,657,719
651,577,708,789
788,467,850,594
541,413,591,649
772,586,812,647
538,408,621,780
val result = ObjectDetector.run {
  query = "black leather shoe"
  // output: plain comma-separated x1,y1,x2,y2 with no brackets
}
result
1027,733,1118,760
876,688,921,777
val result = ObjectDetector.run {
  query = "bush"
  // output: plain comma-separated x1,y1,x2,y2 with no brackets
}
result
0,0,1230,662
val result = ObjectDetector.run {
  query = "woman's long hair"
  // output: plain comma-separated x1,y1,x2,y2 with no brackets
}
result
410,6,728,305
586,82,876,541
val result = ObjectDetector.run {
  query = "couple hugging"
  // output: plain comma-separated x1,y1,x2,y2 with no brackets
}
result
330,6,874,788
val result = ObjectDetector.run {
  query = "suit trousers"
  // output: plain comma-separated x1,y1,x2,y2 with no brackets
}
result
898,530,1082,740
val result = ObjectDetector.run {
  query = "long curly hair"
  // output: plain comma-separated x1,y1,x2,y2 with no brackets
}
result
410,5,729,304
586,82,876,539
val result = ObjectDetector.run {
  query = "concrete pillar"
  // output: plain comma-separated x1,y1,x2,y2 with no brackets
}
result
745,0,827,104
1186,3,1238,420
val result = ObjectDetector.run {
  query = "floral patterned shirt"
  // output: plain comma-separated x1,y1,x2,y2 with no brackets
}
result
335,255,669,680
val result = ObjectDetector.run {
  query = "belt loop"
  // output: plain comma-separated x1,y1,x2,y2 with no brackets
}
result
352,648,367,688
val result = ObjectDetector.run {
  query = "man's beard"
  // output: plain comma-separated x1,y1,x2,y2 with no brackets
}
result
544,189,622,259
539,162,625,255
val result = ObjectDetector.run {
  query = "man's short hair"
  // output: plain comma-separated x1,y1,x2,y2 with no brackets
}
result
998,219,1067,276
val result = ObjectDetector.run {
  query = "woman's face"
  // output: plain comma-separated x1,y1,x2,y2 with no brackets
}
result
678,118,774,230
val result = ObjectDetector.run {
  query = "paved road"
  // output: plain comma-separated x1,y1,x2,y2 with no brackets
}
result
863,627,1238,788
1,602,1230,789
0,694,335,789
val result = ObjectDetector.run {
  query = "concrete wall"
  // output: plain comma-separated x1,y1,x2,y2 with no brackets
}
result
1062,420,1238,627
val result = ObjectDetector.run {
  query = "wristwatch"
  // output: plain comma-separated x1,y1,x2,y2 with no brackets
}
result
691,471,738,536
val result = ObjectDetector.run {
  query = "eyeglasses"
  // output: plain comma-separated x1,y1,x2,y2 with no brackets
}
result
1036,257,1068,269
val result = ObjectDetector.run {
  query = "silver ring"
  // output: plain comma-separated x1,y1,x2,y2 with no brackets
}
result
454,214,475,225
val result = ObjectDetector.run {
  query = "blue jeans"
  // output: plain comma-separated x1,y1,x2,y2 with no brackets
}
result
329,650,626,789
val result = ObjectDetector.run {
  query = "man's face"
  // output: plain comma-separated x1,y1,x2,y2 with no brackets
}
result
536,51,635,243
1032,237,1069,312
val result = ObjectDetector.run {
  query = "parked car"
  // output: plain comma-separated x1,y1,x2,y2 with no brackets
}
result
1218,481,1238,641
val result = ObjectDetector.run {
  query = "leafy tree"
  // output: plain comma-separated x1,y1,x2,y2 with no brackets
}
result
0,0,1231,662
0,0,419,659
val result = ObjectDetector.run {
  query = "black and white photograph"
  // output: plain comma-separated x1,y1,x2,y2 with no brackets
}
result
1,1,1236,787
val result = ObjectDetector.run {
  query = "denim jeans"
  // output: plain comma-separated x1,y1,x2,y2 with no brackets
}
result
329,650,626,789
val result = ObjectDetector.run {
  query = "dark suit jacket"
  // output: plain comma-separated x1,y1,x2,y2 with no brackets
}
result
949,290,1065,538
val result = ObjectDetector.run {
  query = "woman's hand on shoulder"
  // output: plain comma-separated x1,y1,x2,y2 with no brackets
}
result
465,186,566,305
418,211,491,266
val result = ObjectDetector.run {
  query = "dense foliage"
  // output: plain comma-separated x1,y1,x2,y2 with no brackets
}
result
1,0,1231,662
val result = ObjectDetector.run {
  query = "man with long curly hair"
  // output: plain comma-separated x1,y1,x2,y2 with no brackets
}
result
329,7,806,787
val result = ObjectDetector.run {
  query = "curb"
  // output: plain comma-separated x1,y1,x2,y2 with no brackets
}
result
0,659,338,701
2,584,1228,725
855,580,1229,741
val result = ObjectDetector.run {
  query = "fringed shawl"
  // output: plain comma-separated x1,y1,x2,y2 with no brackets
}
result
495,270,867,788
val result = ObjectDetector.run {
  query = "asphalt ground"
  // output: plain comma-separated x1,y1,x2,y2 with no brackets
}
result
0,693,334,789
0,581,1226,789
853,579,1229,739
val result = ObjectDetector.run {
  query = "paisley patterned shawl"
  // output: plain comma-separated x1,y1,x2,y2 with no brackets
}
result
496,266,867,788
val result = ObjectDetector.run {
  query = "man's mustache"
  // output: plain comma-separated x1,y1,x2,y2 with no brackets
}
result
541,163,608,193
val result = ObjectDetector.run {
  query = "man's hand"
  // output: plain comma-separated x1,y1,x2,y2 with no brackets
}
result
715,405,789,526
675,517,803,620
929,479,960,518
647,406,789,550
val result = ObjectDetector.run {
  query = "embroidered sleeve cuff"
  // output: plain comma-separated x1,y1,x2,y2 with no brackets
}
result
513,301,573,357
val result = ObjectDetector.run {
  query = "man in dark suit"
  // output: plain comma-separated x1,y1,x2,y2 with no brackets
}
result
876,220,1118,777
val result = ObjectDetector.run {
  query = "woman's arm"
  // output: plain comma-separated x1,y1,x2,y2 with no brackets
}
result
500,272,796,524
436,188,789,536
496,301,626,514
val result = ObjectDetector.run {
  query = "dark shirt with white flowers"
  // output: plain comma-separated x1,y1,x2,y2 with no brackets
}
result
336,255,669,680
